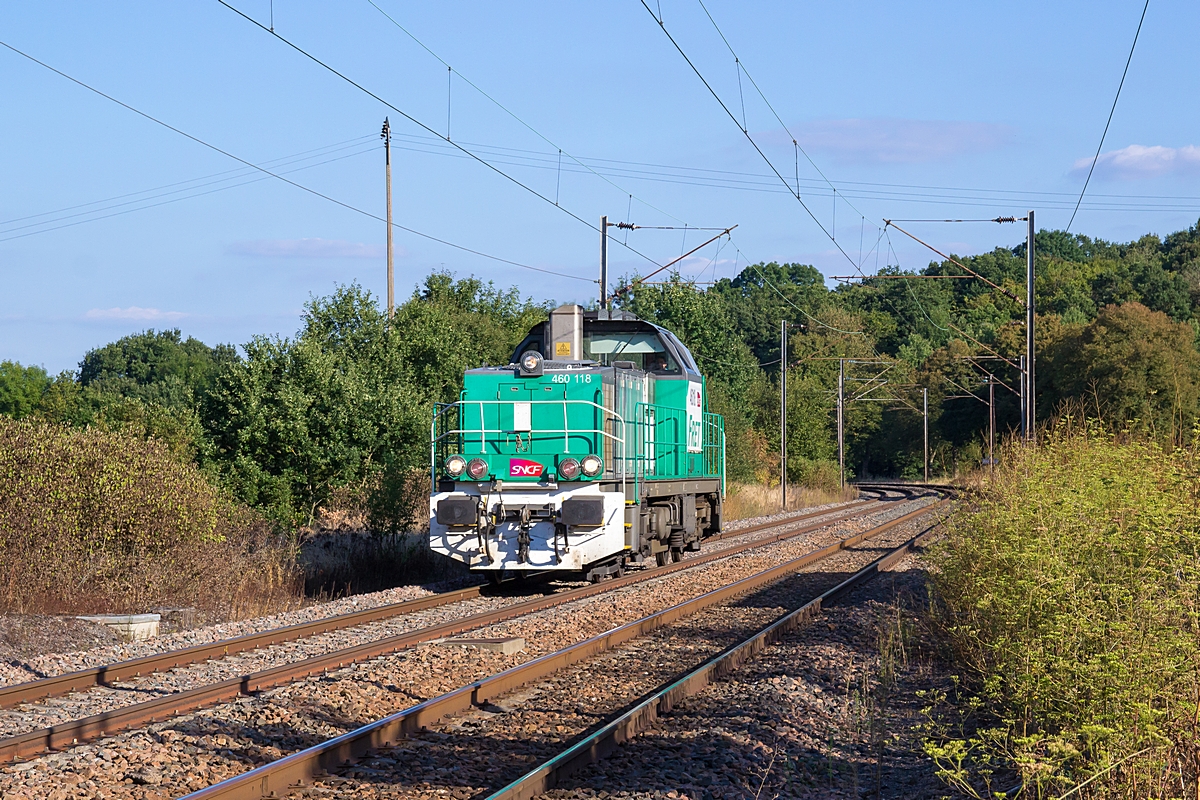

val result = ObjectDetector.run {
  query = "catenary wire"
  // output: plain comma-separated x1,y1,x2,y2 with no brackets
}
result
693,0,876,229
218,1,668,273
363,0,689,227
1067,0,1150,231
640,2,939,358
639,0,870,278
0,39,590,282
0,143,378,236
0,135,375,228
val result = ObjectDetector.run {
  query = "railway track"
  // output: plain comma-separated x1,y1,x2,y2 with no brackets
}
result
0,493,888,712
173,494,949,800
488,510,945,800
0,490,921,766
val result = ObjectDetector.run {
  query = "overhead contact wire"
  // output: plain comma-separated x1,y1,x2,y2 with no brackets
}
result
639,1,870,280
0,39,589,282
694,0,877,228
218,0,665,272
1067,0,1150,231
364,0,688,227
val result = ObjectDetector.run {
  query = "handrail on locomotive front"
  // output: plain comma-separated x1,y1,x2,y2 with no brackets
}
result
430,399,631,493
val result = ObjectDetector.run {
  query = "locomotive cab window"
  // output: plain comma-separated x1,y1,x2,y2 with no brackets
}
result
583,330,680,374
660,329,701,376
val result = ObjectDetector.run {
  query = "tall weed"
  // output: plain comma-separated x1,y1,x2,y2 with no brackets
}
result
724,481,857,521
928,422,1200,798
0,417,300,619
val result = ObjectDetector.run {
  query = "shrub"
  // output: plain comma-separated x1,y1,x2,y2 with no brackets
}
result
0,417,299,619
928,422,1200,798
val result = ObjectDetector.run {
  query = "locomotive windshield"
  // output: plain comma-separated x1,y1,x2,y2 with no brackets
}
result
583,330,679,374
507,308,700,377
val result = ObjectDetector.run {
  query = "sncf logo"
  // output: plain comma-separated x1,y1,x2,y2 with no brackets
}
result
509,458,544,477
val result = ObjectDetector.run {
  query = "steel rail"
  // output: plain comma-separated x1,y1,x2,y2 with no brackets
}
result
0,494,886,712
176,498,947,800
487,511,949,800
0,585,487,711
0,494,906,763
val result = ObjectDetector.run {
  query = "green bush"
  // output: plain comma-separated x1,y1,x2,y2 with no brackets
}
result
928,423,1200,798
0,417,298,618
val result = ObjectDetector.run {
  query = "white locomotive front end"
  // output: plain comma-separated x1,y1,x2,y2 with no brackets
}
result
429,482,627,577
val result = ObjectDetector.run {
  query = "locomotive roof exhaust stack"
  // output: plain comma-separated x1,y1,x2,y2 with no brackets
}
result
547,304,583,362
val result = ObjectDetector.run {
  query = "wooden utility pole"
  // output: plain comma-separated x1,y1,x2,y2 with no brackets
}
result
923,387,929,482
780,320,787,509
599,215,609,309
837,359,845,488
382,118,394,319
1026,210,1035,441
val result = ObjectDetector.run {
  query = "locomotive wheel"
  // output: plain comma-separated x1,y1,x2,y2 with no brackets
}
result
485,570,505,586
655,550,669,567
670,547,683,563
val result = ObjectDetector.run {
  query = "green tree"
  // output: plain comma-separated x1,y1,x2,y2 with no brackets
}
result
205,277,548,529
1042,302,1200,439
79,328,238,410
0,361,51,419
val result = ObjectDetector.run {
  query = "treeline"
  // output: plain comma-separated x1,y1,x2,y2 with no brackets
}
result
4,220,1200,531
0,274,547,533
648,218,1200,482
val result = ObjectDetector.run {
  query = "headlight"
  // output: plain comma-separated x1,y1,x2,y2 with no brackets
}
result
444,455,467,477
466,458,489,480
557,457,581,479
519,350,544,376
581,455,603,477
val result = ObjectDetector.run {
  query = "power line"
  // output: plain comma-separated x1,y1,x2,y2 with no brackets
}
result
1067,0,1150,231
0,143,378,239
0,135,375,228
439,134,1200,204
693,0,874,228
639,1,879,280
0,146,377,243
363,0,689,227
218,1,667,273
380,129,1200,212
0,39,590,282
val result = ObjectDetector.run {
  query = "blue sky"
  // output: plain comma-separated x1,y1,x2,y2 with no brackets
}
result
2,1,1197,372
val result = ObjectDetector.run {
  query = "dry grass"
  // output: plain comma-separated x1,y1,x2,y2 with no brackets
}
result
0,417,302,621
724,481,857,521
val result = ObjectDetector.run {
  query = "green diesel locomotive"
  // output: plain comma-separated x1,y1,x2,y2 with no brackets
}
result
429,304,725,581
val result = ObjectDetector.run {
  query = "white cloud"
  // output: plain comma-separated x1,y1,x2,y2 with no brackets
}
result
787,118,1014,165
1073,144,1200,179
226,238,386,259
84,307,187,321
